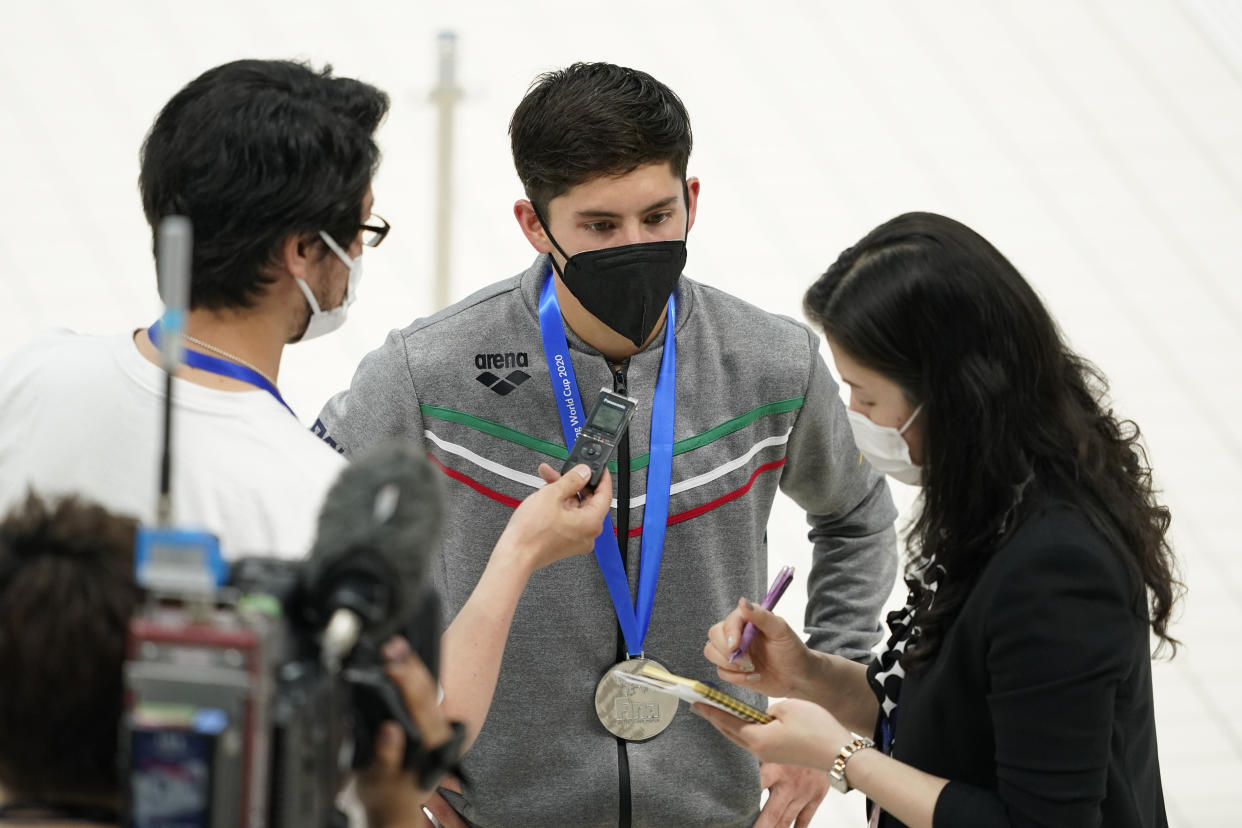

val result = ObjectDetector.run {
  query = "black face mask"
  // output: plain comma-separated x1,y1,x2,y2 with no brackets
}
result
537,208,688,349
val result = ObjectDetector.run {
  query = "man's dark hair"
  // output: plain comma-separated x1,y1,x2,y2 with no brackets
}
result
0,493,140,803
139,59,390,311
509,62,693,214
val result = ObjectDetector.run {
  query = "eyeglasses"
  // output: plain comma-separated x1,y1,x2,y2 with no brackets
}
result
360,214,390,248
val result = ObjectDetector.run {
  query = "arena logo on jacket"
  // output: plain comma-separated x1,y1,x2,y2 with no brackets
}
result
474,351,531,396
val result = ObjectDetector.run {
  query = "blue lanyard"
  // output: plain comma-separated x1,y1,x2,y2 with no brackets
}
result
147,321,296,418
538,273,677,658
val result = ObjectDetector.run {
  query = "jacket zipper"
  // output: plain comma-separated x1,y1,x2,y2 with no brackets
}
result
611,360,632,828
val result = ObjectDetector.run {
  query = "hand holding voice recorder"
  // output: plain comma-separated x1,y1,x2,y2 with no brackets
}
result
561,388,639,489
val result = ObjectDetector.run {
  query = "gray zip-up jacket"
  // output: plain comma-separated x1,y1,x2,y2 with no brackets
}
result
316,256,898,827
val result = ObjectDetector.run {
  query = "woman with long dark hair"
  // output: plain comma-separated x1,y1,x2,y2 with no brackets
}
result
698,212,1178,827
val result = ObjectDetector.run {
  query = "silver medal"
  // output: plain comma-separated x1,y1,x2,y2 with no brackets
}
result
594,657,678,741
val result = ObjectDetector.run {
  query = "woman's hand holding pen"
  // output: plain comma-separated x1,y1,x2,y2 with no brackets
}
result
703,597,815,700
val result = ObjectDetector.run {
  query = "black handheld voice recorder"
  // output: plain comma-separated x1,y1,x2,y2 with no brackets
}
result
561,388,639,489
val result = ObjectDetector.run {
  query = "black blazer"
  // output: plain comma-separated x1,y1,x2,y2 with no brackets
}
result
878,500,1167,828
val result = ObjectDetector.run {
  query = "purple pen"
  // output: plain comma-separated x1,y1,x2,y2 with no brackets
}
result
729,565,794,662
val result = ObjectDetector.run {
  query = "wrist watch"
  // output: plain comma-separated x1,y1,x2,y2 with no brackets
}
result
828,734,876,793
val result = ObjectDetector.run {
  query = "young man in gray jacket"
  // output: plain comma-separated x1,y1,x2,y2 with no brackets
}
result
315,62,898,828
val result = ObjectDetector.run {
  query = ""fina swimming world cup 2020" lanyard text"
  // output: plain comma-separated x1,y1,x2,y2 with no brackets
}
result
537,273,677,658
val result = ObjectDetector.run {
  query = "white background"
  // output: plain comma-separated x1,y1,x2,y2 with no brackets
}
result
2,0,1239,823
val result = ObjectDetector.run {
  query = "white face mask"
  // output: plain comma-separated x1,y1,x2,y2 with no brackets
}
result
847,404,923,486
294,231,362,341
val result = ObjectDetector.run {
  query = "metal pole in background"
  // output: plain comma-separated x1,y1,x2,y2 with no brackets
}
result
430,31,462,312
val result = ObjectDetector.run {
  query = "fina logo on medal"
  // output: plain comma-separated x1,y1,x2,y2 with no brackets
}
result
615,679,662,724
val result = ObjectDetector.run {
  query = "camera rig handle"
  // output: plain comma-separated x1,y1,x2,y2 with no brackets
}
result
344,664,466,791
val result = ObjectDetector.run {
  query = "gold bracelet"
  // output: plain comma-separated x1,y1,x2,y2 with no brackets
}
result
828,734,876,793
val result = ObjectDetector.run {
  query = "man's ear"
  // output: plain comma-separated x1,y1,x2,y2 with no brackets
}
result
277,232,323,283
514,200,553,254
685,177,701,234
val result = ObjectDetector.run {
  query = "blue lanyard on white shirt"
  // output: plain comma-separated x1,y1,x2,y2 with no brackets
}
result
147,320,296,418
537,272,677,658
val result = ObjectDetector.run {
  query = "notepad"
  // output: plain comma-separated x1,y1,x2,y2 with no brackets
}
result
614,663,772,724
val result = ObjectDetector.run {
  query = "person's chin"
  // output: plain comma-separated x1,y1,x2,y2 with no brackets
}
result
287,315,311,344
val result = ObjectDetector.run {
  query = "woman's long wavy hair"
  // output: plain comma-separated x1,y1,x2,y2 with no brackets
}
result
804,212,1180,670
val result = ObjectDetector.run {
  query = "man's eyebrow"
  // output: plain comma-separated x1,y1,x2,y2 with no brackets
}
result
573,196,680,219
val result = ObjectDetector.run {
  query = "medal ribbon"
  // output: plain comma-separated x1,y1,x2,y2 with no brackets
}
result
538,272,677,657
147,321,297,418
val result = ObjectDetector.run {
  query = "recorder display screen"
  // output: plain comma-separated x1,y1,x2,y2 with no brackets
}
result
592,402,627,435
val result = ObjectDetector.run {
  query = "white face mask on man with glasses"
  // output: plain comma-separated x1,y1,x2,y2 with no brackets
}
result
294,214,389,342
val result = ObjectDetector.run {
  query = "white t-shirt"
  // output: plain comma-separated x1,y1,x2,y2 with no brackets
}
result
0,330,346,559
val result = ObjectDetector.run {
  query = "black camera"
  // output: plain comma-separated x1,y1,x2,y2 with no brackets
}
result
122,446,461,828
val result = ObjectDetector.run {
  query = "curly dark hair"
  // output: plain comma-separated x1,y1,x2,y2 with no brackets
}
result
0,493,140,802
509,62,692,214
139,59,389,311
804,212,1181,669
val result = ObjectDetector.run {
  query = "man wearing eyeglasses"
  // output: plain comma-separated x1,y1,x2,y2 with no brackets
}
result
0,59,389,560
